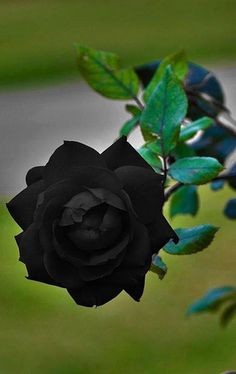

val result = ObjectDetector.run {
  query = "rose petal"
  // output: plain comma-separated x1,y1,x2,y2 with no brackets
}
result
147,215,179,254
59,190,102,226
124,277,145,301
7,180,44,230
67,283,123,307
79,233,129,266
115,165,164,224
35,196,65,234
43,141,106,186
26,166,44,186
102,136,152,170
106,265,147,286
66,167,123,194
52,224,89,265
37,189,128,261
66,206,123,250
123,220,151,266
35,168,122,227
64,190,100,210
98,222,151,288
86,187,127,211
43,250,84,289
37,213,87,291
54,223,129,267
35,168,123,223
16,224,59,286
34,182,83,227
71,250,126,282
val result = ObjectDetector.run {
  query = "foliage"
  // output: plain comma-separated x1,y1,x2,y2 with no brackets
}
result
188,287,236,326
75,45,139,100
168,157,223,185
163,225,219,255
142,50,188,102
179,117,213,142
150,255,168,280
75,44,236,321
140,65,187,154
169,185,199,218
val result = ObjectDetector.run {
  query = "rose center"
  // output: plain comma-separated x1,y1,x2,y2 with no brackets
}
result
58,190,125,250
62,204,123,251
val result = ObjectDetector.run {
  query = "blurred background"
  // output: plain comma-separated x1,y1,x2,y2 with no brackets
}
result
0,0,236,372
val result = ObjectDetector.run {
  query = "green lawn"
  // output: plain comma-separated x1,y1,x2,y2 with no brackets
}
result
1,0,236,88
1,185,236,373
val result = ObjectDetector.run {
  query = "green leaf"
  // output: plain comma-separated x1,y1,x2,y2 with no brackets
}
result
145,139,162,156
170,185,199,218
125,104,141,116
179,117,213,142
187,287,236,315
140,129,157,143
150,255,167,280
221,301,236,326
75,44,139,100
144,50,188,102
120,114,140,137
163,224,219,255
141,66,187,156
168,157,224,185
172,143,196,158
138,147,162,172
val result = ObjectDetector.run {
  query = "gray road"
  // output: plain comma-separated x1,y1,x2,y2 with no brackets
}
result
1,66,236,194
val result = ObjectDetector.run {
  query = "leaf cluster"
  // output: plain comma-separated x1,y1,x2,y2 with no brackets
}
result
75,44,236,322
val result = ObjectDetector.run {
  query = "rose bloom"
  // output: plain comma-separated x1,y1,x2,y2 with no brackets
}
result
7,137,177,307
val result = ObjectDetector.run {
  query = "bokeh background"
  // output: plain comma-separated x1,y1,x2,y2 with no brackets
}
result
0,1,236,373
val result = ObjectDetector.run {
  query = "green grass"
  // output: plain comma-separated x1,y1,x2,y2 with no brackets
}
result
1,185,236,373
1,0,236,89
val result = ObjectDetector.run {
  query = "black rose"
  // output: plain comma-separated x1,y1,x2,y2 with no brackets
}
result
7,137,178,307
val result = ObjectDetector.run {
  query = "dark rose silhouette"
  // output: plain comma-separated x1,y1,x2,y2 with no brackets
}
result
7,137,177,307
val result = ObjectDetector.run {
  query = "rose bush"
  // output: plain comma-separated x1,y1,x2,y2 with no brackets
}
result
7,136,177,307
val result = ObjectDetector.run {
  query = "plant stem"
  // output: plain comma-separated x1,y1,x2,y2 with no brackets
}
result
162,155,168,183
164,182,182,201
133,96,144,110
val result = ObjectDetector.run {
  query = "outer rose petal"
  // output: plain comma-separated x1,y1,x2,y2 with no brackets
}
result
123,220,151,267
26,166,44,186
7,180,44,230
102,136,152,170
109,265,149,286
16,224,59,286
147,215,179,253
124,277,145,301
67,283,123,307
68,248,126,282
43,250,84,288
115,165,164,224
43,141,107,186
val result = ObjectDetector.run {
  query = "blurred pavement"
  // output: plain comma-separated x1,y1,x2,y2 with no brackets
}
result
0,66,236,194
